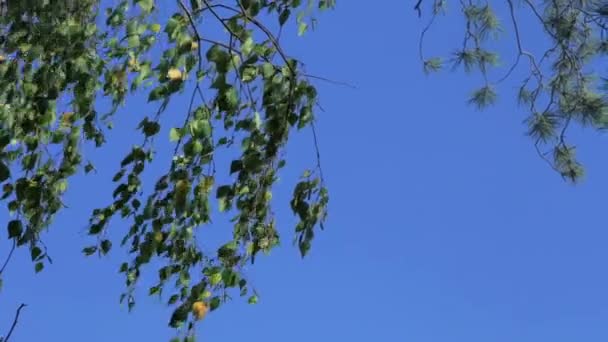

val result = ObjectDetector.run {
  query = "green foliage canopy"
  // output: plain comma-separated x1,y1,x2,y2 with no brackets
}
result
3,0,608,340
0,0,331,338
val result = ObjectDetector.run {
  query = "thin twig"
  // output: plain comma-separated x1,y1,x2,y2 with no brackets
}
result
414,0,424,17
310,121,325,184
177,0,203,73
535,140,559,173
303,74,356,89
3,303,26,342
234,0,295,74
497,0,523,83
0,240,16,275
418,12,437,64
173,84,200,156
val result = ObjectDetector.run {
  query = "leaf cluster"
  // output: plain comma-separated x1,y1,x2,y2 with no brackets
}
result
0,1,333,339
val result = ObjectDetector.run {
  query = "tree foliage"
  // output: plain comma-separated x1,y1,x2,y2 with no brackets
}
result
418,0,608,182
3,0,608,340
0,0,331,339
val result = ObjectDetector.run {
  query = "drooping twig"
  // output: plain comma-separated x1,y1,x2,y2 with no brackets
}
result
310,121,325,184
303,74,357,89
177,0,203,73
3,303,26,342
414,0,424,17
0,240,16,275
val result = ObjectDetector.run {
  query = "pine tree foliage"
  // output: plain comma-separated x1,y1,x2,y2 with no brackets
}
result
418,0,608,182
0,1,332,339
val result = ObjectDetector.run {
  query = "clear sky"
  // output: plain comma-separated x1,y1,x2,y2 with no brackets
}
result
3,1,608,341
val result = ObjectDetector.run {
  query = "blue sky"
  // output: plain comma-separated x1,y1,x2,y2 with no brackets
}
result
3,1,608,341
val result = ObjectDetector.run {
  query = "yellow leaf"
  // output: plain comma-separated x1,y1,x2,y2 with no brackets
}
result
61,112,74,127
128,56,138,69
167,68,183,81
192,301,208,320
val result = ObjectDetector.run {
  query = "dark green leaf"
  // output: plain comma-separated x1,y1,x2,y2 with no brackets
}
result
279,9,291,26
30,246,42,261
230,160,243,174
168,294,179,304
0,162,9,182
209,297,221,311
83,246,97,256
101,240,112,254
7,220,22,239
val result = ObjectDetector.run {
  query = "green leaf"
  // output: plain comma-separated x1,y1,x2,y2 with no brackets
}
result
221,269,239,287
35,262,44,273
148,85,166,102
137,0,155,12
206,45,230,72
261,63,275,79
84,162,95,174
216,185,232,198
7,220,22,239
209,272,222,286
190,0,202,11
169,304,189,328
149,285,161,296
83,246,97,256
165,17,179,38
241,66,258,82
168,294,179,304
218,241,237,258
298,22,308,36
150,23,161,32
279,9,291,26
57,180,68,193
248,295,258,304
241,37,254,56
179,271,190,287
230,160,243,174
223,87,238,110
100,240,112,255
218,198,228,212
189,120,211,138
209,297,221,311
31,246,42,261
128,35,140,48
169,128,182,142
0,161,9,182
142,120,161,137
